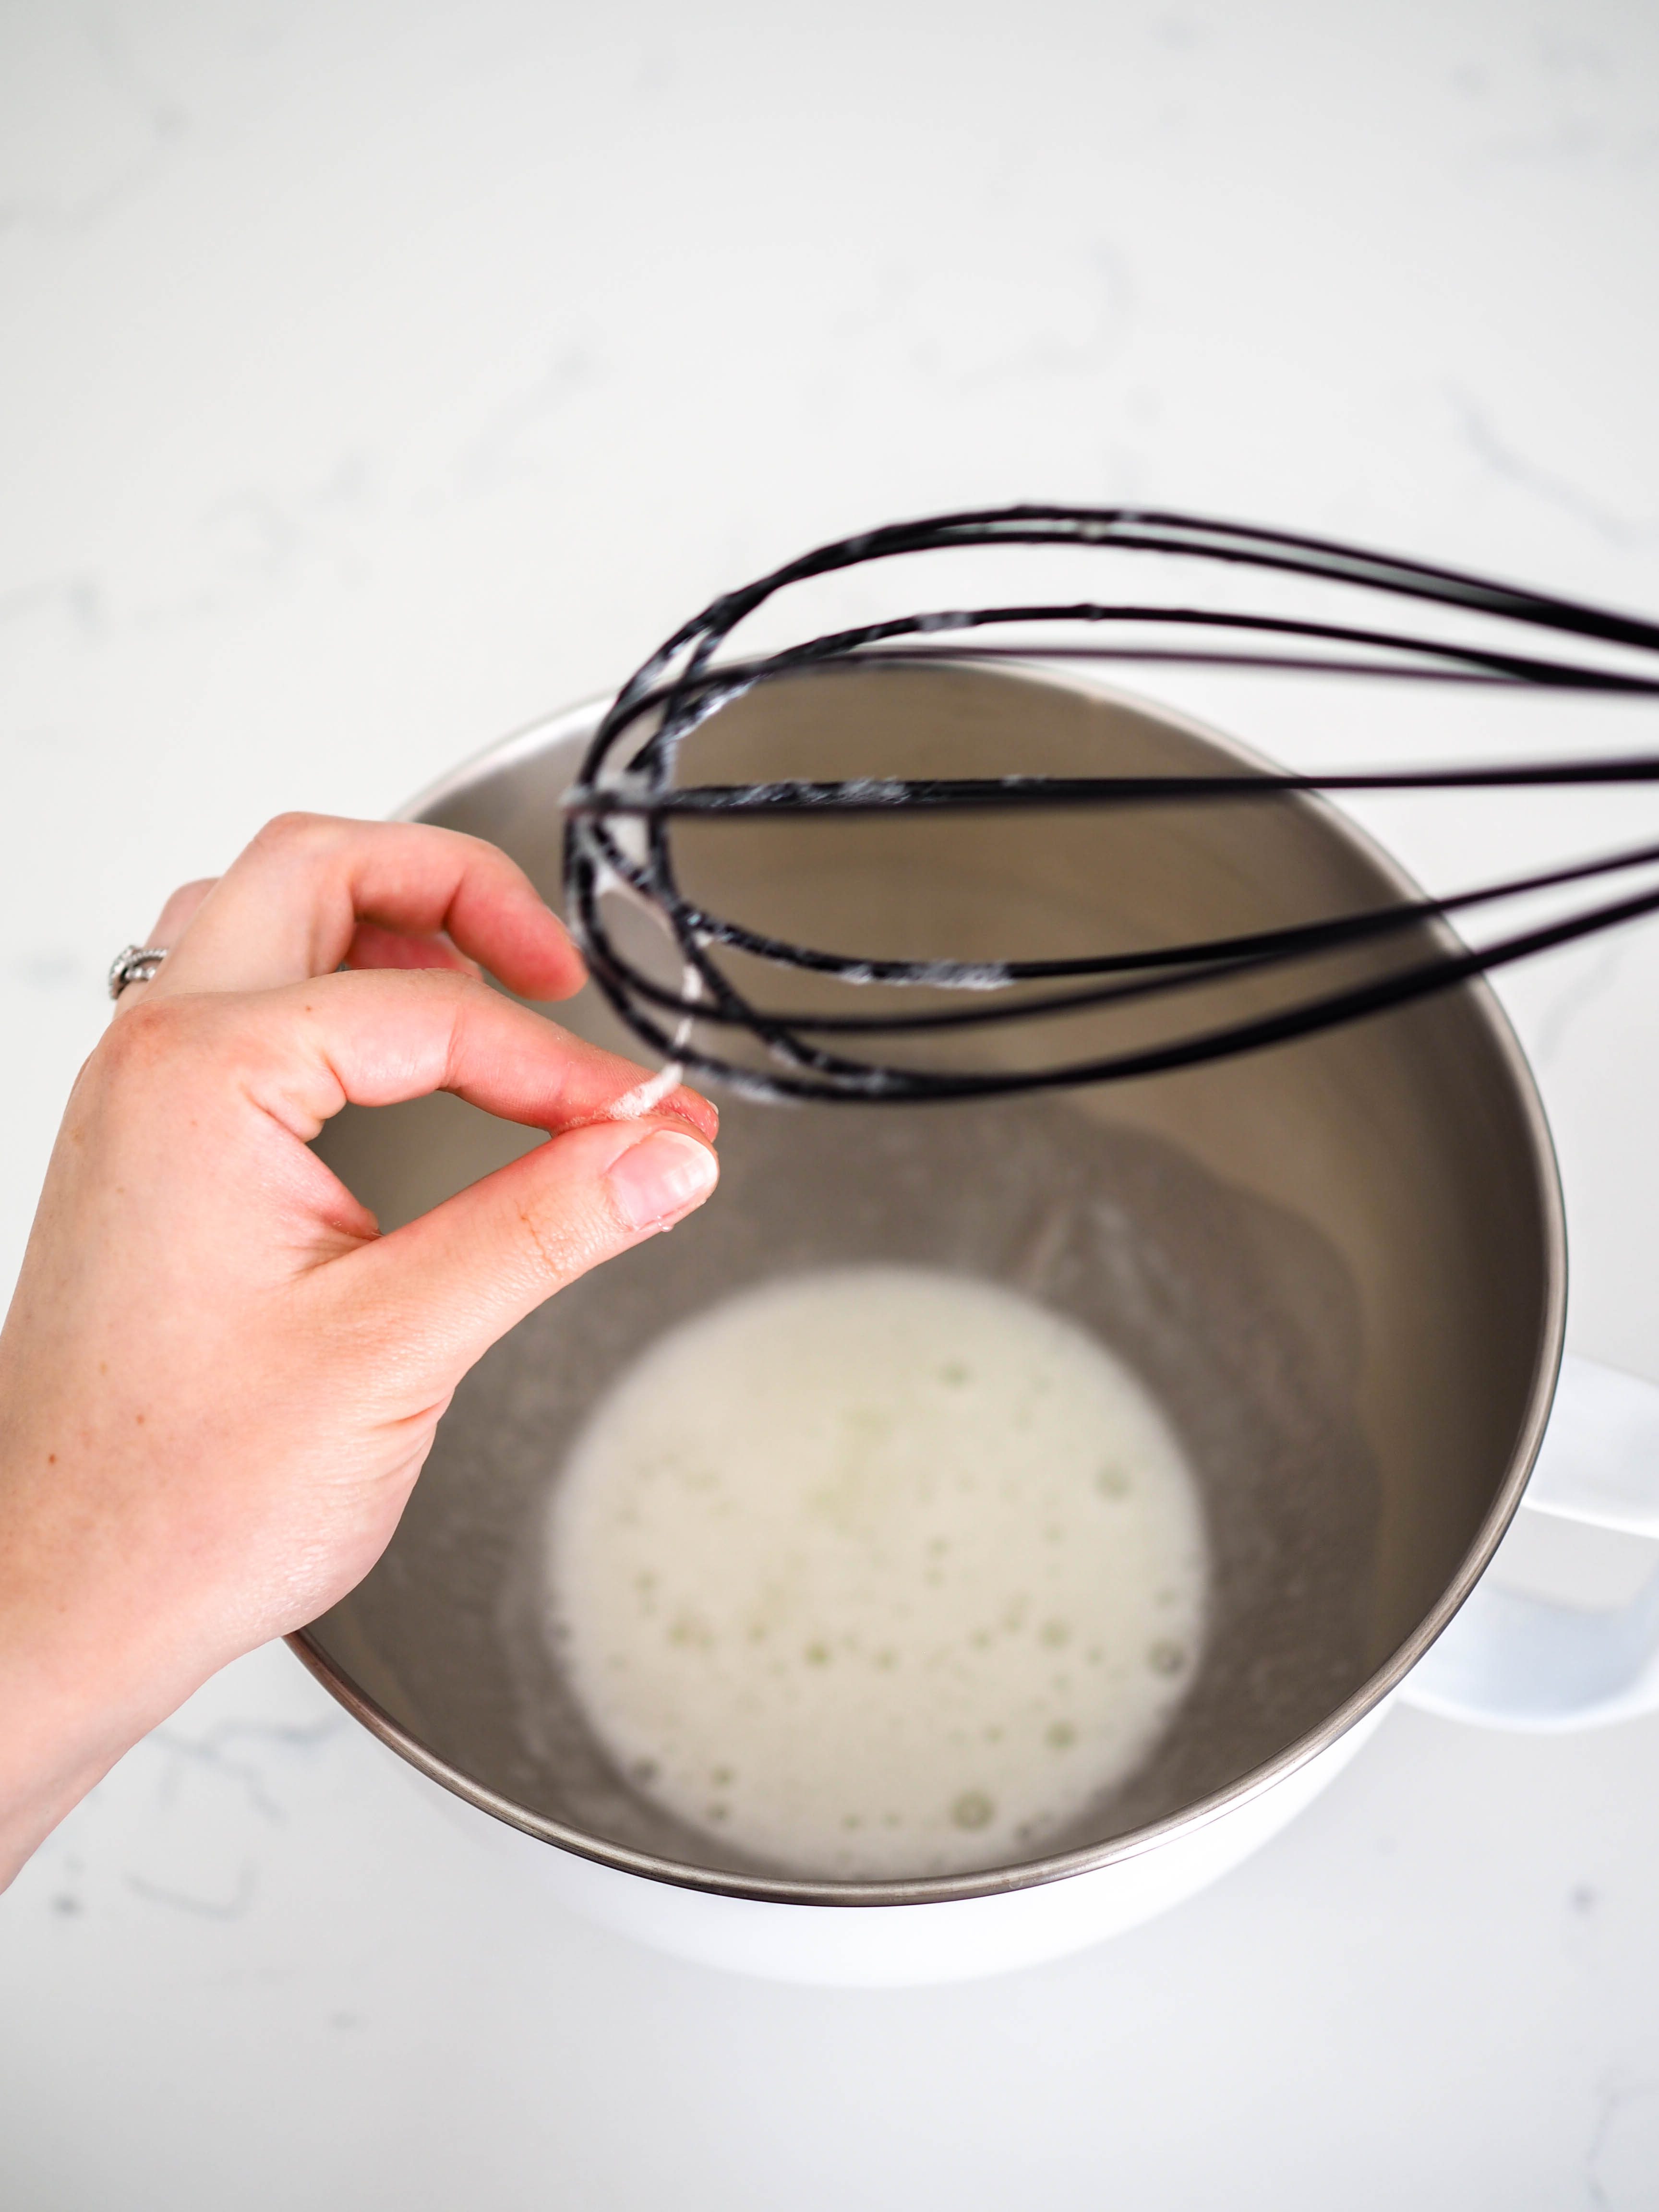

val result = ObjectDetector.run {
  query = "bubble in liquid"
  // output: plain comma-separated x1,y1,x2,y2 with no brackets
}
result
549,1265,1209,1881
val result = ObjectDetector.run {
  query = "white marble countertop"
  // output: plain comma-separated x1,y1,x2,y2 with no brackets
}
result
5,3,1659,2203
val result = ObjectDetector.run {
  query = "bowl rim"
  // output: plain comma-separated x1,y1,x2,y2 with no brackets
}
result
289,661,1567,1909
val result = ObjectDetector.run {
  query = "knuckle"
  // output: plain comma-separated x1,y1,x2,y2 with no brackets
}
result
361,962,477,1015
449,968,493,1008
252,809,339,857
429,967,493,1080
513,1191,564,1280
105,992,181,1052
96,992,198,1082
421,964,490,1018
511,1184,595,1288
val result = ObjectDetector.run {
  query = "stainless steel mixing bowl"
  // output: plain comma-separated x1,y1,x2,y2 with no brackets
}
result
292,661,1562,1917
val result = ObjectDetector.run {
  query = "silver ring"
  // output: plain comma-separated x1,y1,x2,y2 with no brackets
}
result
108,945,168,1000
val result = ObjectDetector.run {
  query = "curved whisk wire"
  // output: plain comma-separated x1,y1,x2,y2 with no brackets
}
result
561,505,1659,1103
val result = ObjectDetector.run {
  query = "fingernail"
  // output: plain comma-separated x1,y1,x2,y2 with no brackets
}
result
607,1129,719,1230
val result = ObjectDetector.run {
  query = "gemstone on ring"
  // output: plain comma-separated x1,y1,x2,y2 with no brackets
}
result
108,945,168,1000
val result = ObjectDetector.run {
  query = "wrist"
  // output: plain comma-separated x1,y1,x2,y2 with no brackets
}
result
0,1575,219,1890
0,1461,227,1890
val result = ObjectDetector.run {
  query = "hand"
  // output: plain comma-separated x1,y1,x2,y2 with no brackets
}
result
0,812,719,1885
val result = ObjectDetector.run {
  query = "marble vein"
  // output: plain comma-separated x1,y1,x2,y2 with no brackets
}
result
1451,393,1659,550
148,1715,344,1825
125,1861,258,1922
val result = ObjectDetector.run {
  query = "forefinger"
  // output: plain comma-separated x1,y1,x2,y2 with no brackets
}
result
232,965,718,1145
142,813,584,1002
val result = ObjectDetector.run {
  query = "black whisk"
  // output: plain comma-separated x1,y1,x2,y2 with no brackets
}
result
562,505,1659,1103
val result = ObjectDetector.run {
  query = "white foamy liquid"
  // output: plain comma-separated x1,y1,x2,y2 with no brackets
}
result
546,1265,1209,1879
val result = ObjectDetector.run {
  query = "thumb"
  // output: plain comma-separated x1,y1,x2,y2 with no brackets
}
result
338,1114,719,1375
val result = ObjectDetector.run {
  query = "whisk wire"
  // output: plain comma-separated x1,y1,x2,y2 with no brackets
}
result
563,506,1659,1104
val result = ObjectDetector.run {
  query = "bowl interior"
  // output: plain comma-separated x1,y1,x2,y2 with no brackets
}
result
303,663,1561,1896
